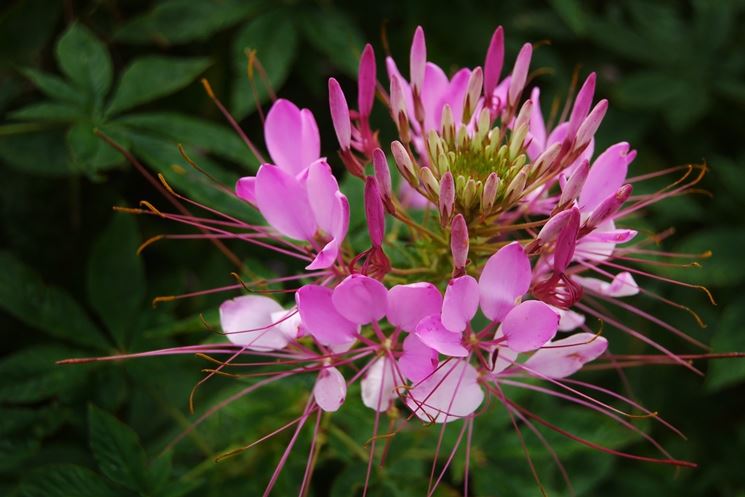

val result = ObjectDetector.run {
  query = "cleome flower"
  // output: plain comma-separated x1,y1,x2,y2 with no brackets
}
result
63,23,725,497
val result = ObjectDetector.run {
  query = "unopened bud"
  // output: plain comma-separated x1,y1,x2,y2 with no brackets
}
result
450,213,469,271
390,141,418,185
358,44,376,117
531,142,561,178
462,178,478,209
504,169,527,204
420,167,440,197
481,172,500,212
509,123,529,161
463,66,483,123
558,159,590,208
513,99,533,132
441,104,455,143
364,177,386,247
567,72,596,137
574,99,607,152
372,148,394,213
410,26,426,94
483,26,505,100
439,171,455,224
328,78,351,150
584,184,632,232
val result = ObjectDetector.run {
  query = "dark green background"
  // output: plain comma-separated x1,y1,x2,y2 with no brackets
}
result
1,1,744,495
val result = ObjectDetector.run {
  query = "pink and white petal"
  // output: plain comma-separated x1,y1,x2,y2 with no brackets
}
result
442,275,479,332
405,360,484,424
270,309,302,341
387,282,443,332
264,99,320,175
502,300,559,352
361,357,401,412
527,87,546,160
444,68,471,125
305,193,350,270
385,57,416,124
235,176,256,204
313,367,346,412
546,306,586,332
606,271,639,297
415,315,468,357
574,220,617,262
398,334,438,383
479,242,532,321
306,159,340,234
420,62,450,131
579,142,636,212
524,333,608,378
491,345,519,374
219,295,289,351
255,165,316,240
581,228,637,245
332,274,388,324
296,285,359,346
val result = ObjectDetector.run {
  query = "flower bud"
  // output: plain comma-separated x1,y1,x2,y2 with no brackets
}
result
483,26,504,100
439,171,455,224
504,169,527,204
463,178,478,209
410,26,426,94
420,167,440,197
364,177,386,247
513,99,533,133
567,72,596,137
391,141,418,185
328,78,351,150
558,159,590,208
450,214,469,272
441,104,455,143
574,99,607,153
583,184,632,232
372,148,394,212
358,44,376,117
481,172,500,212
463,66,483,123
553,206,580,272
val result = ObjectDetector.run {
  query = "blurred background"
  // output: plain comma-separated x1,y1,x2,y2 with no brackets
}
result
1,0,744,495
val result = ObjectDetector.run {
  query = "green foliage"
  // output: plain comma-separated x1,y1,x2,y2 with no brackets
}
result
1,0,744,496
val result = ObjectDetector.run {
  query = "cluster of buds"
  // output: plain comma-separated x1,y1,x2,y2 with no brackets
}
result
72,23,717,497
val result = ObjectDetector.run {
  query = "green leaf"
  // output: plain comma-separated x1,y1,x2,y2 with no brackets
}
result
231,11,298,119
0,251,108,349
549,0,588,35
18,464,120,497
66,122,124,174
106,56,211,115
614,71,690,109
115,0,262,45
300,8,364,76
9,100,83,122
0,346,87,403
706,304,745,392
88,405,149,492
87,213,146,348
20,68,85,105
55,22,113,97
117,112,257,168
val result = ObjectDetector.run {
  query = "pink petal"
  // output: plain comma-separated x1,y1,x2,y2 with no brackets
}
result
235,176,256,204
398,334,438,383
501,300,559,352
255,164,316,241
479,242,531,321
219,295,289,351
264,99,320,175
314,367,346,412
387,282,443,332
361,357,401,412
606,271,639,297
415,315,468,357
579,142,636,212
405,360,484,423
527,87,546,159
332,274,388,324
328,78,352,150
306,159,341,235
295,285,358,346
421,62,450,131
574,99,608,151
358,44,376,117
552,307,586,332
270,310,302,340
483,26,504,99
442,275,479,332
507,43,532,108
524,333,608,378
306,192,349,270
385,57,415,121
442,68,471,126
410,26,426,91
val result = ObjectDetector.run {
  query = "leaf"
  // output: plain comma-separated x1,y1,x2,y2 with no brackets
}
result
87,213,146,348
66,121,124,174
706,304,745,392
20,68,85,105
117,112,257,168
18,464,120,497
231,10,298,119
9,100,83,122
613,71,689,109
115,0,261,45
106,56,211,115
0,346,88,403
300,8,364,76
0,251,108,349
55,22,113,98
0,0,61,65
88,405,149,492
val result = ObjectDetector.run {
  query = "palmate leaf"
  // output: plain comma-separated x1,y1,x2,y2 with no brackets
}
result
231,10,298,119
19,68,85,105
55,22,113,99
0,129,70,176
106,56,211,115
66,121,125,174
86,213,146,349
0,251,108,350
